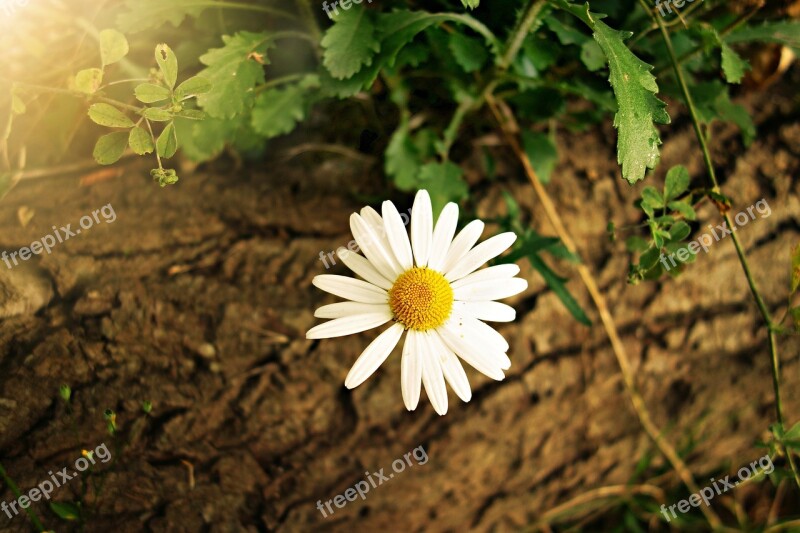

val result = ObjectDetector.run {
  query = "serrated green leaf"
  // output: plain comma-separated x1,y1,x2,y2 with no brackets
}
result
88,103,134,128
141,107,173,122
175,76,212,99
417,161,469,217
74,68,104,95
664,165,690,200
591,18,670,183
251,84,306,138
448,32,488,72
720,43,750,84
386,118,422,190
116,0,208,32
155,44,178,89
156,122,178,158
322,7,380,79
522,130,558,184
461,0,479,8
99,29,129,66
692,81,756,146
128,126,154,155
135,83,171,103
668,200,697,221
93,131,129,164
197,31,273,118
50,501,81,521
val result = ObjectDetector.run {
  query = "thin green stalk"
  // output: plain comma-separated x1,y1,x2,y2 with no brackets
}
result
639,0,800,491
0,462,46,531
499,0,548,70
295,0,323,57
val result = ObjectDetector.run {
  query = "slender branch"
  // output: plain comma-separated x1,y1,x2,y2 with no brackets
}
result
534,484,665,526
638,0,800,491
485,93,724,530
500,0,548,70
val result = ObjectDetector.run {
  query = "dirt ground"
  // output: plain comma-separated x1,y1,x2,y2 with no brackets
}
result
0,65,798,532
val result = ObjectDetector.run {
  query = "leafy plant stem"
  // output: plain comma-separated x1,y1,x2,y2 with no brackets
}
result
254,73,309,94
485,92,724,530
499,0,548,70
640,0,800,491
294,0,323,56
0,462,46,531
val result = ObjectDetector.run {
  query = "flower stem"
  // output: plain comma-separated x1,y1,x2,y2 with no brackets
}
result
638,0,800,491
0,462,46,531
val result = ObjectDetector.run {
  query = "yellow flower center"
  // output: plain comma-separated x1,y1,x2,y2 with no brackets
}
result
389,267,453,331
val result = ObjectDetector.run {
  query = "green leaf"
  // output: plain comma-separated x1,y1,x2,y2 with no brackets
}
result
545,15,589,45
791,244,800,294
461,0,479,8
156,122,178,158
134,83,171,103
99,29,129,66
175,76,212,99
386,117,422,190
93,132,129,164
521,130,558,184
580,40,605,72
88,103,134,128
641,186,664,209
668,200,697,221
128,126,154,155
664,165,690,201
692,81,756,145
626,236,649,253
116,0,209,33
251,82,310,139
155,44,178,89
322,7,381,79
417,161,469,217
197,31,273,118
530,253,591,326
141,107,173,122
177,109,206,120
720,43,750,84
448,32,488,72
74,68,104,95
669,221,691,242
50,501,82,521
590,15,670,183
726,21,800,48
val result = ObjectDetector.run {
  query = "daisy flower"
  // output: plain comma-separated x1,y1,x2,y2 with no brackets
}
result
307,190,527,415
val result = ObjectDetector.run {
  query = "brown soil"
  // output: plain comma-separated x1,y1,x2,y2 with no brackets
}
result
0,68,799,532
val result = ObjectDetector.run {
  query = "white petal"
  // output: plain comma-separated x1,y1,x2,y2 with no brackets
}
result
451,314,509,352
452,301,516,322
313,275,388,303
436,326,505,381
345,323,404,388
445,232,518,281
427,203,459,272
315,301,390,319
411,190,433,267
453,278,528,301
418,332,448,415
361,207,405,275
336,247,392,290
401,331,422,411
307,312,393,339
351,214,403,281
430,332,471,402
382,201,414,270
450,264,520,290
441,220,484,273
